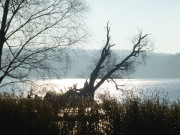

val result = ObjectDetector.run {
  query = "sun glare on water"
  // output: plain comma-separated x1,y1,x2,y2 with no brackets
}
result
1,78,180,102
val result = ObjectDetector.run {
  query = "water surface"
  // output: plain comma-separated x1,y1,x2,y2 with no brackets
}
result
1,79,180,102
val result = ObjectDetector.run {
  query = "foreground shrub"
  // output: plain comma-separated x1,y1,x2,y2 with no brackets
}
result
0,93,179,135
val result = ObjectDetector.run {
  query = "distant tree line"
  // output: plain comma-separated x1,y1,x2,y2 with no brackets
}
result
65,51,180,79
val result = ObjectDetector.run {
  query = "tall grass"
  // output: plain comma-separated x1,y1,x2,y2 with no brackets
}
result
0,92,179,135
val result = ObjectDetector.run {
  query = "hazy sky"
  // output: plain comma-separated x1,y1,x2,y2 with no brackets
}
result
84,0,180,54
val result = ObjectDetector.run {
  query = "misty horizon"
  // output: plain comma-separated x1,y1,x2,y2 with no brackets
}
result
62,49,180,79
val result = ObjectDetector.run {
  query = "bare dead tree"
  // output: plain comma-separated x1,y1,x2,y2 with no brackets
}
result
65,22,153,101
0,0,88,87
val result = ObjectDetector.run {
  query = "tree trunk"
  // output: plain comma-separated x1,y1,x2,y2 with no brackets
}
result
63,81,95,102
0,0,9,69
63,23,151,103
79,85,95,101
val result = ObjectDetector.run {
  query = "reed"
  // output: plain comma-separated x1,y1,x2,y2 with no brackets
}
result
0,91,179,135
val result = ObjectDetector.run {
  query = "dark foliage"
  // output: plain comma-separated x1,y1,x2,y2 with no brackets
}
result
0,93,180,135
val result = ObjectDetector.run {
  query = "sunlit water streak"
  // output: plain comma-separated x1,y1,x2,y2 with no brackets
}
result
1,79,180,102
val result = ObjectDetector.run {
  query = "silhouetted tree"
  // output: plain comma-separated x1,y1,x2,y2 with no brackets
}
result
0,0,88,87
65,22,153,101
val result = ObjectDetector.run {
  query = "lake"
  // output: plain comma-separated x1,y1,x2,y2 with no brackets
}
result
1,78,180,102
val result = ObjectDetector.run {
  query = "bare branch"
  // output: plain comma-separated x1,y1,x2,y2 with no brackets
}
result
85,23,152,98
107,77,124,91
0,0,88,86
